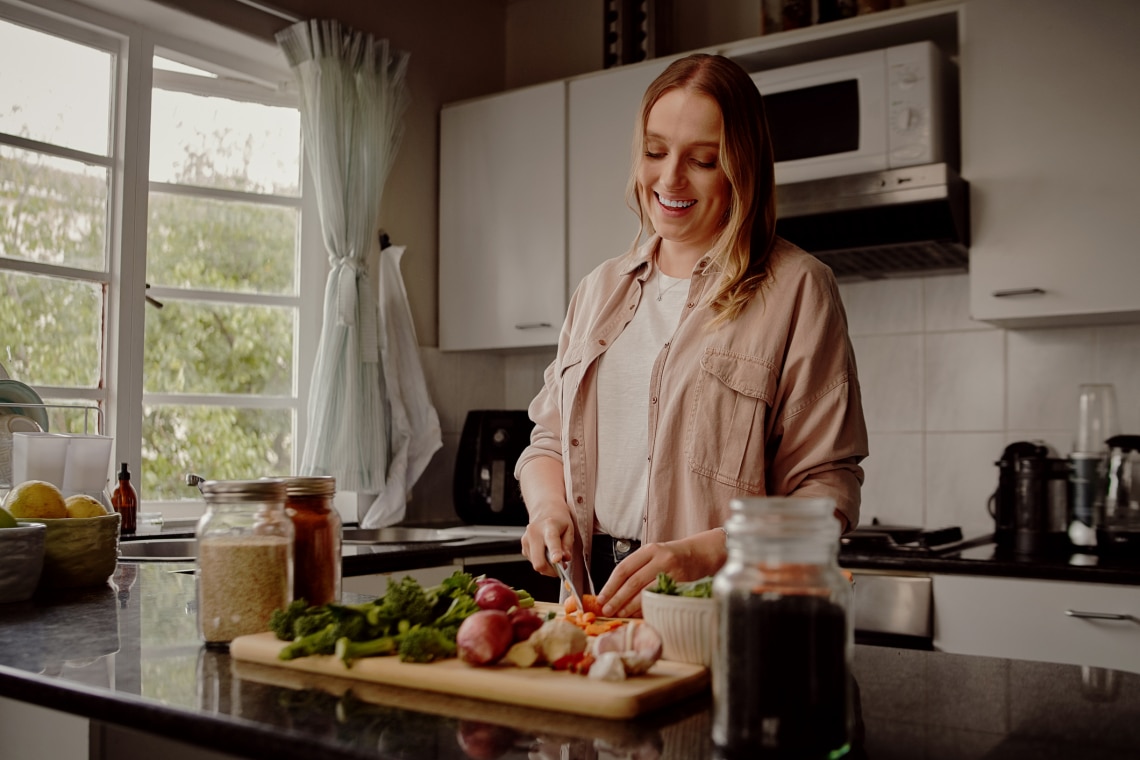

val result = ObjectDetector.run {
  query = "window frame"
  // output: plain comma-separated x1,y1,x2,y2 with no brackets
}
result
0,0,324,518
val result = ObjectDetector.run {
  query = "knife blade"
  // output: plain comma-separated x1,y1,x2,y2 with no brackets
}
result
546,548,585,614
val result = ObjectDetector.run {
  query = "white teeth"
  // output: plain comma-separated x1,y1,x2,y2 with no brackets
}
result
659,196,696,209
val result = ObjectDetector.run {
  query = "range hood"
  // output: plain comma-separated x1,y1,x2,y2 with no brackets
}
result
774,163,969,281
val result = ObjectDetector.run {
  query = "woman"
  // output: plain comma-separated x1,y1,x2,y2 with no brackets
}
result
516,53,868,618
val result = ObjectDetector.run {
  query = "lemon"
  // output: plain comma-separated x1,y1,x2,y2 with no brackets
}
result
65,494,109,518
4,480,68,519
0,506,16,529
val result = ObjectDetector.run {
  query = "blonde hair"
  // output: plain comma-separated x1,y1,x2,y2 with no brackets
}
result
625,54,777,323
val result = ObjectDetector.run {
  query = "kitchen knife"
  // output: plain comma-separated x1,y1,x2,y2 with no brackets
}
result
546,548,585,613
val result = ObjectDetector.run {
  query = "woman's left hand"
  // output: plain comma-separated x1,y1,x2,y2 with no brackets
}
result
595,529,727,618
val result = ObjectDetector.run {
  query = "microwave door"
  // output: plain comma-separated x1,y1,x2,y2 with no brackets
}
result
752,50,888,184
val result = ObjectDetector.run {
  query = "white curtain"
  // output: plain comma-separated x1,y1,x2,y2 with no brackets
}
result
278,20,432,526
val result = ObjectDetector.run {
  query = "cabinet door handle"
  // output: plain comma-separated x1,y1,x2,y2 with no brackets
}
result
993,287,1046,298
1065,609,1139,624
514,322,553,330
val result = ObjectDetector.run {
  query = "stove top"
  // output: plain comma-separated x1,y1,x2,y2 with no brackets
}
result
840,524,988,557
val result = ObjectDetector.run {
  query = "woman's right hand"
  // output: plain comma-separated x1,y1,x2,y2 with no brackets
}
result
520,499,575,577
518,457,576,577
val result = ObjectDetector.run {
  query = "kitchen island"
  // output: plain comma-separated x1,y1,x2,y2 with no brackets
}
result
2,561,1140,759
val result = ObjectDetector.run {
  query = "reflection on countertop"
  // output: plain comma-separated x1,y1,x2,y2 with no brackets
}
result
1,561,1140,759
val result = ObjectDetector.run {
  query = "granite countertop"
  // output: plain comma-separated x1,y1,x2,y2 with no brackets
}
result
2,561,1140,759
840,535,1140,585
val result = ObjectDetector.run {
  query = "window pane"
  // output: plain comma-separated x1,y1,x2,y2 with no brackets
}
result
38,401,105,436
149,89,301,195
0,145,109,271
146,192,297,294
144,300,294,395
142,404,293,500
0,19,113,156
0,271,102,387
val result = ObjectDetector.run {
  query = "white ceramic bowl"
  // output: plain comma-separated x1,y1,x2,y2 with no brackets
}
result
0,522,47,603
640,588,718,667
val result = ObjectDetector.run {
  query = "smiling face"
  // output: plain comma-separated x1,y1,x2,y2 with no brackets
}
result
636,87,731,264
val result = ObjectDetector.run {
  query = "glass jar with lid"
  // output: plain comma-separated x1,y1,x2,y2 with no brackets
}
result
711,496,853,759
196,479,293,647
283,475,340,606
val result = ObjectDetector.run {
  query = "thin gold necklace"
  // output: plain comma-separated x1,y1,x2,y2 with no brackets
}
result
657,271,688,301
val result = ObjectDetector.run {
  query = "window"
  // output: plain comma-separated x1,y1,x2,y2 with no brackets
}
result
0,0,320,514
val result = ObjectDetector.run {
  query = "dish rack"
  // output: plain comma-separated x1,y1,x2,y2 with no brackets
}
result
0,401,103,490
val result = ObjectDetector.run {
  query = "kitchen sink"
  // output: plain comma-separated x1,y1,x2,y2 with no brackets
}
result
340,527,465,544
119,539,197,561
118,525,525,562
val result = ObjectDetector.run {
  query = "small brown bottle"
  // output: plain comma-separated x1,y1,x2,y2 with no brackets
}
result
112,462,138,534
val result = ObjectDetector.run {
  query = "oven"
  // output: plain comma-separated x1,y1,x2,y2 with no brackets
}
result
842,524,985,649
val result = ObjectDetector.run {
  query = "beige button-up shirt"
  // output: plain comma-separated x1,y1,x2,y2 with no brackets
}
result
516,235,868,570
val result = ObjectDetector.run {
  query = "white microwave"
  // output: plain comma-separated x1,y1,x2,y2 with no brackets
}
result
751,41,956,185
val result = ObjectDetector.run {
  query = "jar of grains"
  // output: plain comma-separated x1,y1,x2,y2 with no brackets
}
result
196,479,293,647
283,475,340,606
711,496,854,759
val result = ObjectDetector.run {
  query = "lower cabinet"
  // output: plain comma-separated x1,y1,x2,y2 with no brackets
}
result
932,575,1140,674
0,696,88,760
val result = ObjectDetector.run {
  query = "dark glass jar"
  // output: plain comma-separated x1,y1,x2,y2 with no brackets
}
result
283,475,340,606
712,496,853,759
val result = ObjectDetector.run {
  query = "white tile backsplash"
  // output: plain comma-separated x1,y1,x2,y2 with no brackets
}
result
411,274,1140,533
1095,324,1140,433
839,278,923,336
852,334,924,432
860,433,925,526
925,432,1007,537
924,274,992,332
1006,326,1097,431
925,331,1005,432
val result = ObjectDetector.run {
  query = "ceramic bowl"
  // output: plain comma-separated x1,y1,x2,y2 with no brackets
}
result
27,512,121,589
0,522,47,603
640,588,718,667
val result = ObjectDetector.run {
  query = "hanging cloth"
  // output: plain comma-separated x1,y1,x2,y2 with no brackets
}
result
361,242,443,527
276,20,410,505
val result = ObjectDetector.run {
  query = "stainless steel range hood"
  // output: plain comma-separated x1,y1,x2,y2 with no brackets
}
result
774,163,969,281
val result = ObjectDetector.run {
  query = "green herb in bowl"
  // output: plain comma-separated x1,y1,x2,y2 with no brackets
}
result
650,572,713,598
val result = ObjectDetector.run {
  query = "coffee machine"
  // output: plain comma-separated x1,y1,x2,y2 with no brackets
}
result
990,441,1069,555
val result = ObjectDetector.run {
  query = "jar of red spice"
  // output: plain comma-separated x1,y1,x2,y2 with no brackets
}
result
283,476,340,606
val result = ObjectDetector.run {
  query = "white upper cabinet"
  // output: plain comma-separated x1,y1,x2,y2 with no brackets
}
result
439,81,566,351
965,0,1140,327
567,58,673,299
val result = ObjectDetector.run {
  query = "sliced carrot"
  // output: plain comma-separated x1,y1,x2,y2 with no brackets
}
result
580,594,602,616
564,596,578,614
581,611,597,624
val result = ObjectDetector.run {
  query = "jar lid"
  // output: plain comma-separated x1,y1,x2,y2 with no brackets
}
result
725,496,839,539
201,479,286,502
283,475,336,497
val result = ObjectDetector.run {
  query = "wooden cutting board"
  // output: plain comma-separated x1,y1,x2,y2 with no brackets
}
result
228,629,708,720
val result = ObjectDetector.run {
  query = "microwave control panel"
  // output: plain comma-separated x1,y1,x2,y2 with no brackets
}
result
887,41,946,167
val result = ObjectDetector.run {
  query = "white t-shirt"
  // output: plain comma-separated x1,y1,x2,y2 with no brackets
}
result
594,268,689,540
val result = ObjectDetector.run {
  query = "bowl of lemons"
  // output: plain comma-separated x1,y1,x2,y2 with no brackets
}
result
4,480,121,590
0,507,46,603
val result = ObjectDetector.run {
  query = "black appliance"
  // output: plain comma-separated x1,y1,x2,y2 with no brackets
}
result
840,522,968,557
453,410,533,526
989,441,1070,555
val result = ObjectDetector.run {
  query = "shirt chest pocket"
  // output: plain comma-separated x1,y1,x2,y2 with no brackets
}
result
558,343,586,416
687,349,779,493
